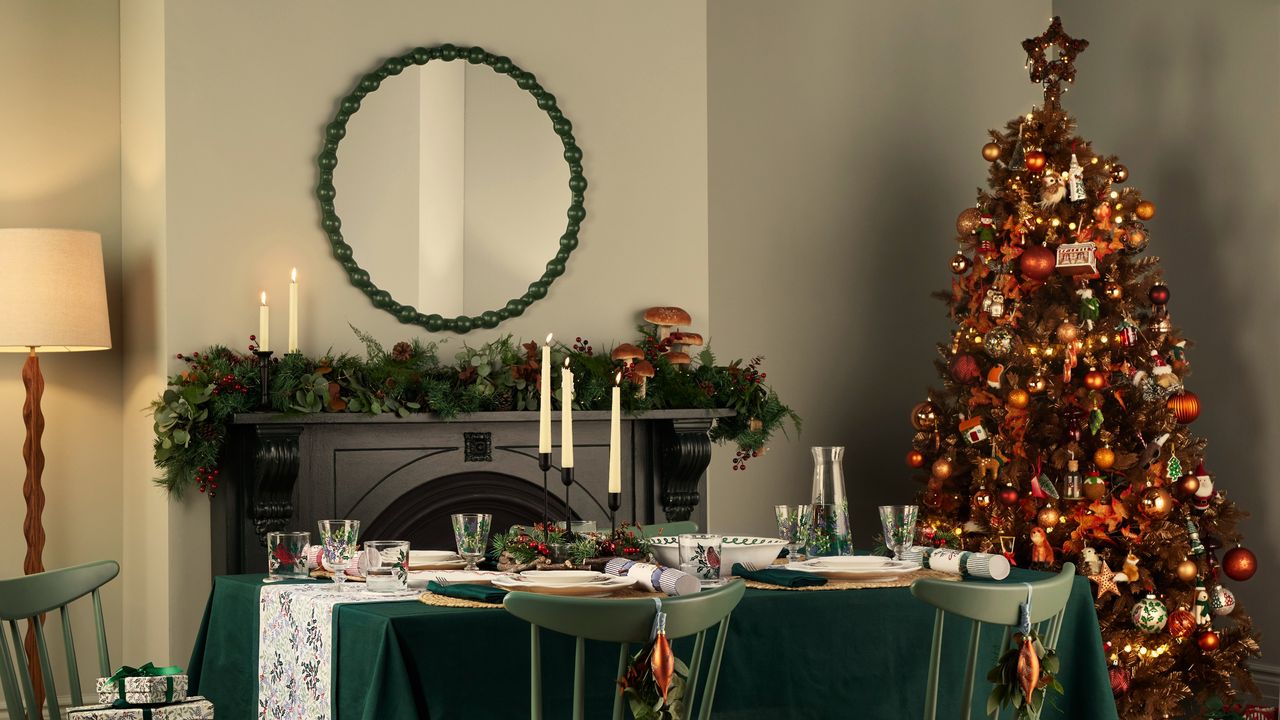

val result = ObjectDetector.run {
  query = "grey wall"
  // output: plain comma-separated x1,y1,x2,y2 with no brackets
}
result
1056,0,1280,682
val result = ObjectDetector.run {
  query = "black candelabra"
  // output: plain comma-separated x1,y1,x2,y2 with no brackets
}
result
608,491,621,533
560,466,575,541
538,452,552,540
255,350,274,410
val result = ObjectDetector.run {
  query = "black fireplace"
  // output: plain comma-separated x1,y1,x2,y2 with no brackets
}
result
211,409,729,574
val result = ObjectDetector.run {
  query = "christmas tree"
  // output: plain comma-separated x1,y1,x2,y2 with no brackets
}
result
906,18,1262,719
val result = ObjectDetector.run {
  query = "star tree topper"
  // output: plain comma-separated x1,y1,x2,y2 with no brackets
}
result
1022,16,1089,107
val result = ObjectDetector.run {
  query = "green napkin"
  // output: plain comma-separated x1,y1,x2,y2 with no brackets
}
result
426,580,508,604
732,563,827,588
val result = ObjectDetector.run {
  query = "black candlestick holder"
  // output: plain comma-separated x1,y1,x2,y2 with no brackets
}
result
538,452,552,541
560,466,575,541
608,492,622,533
255,350,274,410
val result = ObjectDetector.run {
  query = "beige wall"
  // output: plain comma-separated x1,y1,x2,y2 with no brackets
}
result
0,0,123,696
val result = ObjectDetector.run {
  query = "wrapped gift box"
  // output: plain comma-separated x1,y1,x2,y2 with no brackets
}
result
69,695,213,719
96,674,189,705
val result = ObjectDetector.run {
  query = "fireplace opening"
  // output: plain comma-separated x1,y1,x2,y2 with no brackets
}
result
364,471,576,551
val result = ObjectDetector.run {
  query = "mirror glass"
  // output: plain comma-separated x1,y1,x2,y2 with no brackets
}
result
334,62,567,318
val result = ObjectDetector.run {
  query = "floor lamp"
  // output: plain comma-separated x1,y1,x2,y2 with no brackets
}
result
0,228,110,708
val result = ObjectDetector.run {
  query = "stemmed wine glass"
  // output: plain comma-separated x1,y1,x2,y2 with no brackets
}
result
318,519,360,589
774,504,813,564
878,505,919,561
451,513,492,571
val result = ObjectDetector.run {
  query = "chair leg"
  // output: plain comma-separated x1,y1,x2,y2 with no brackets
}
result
697,614,733,720
612,643,630,720
530,625,542,720
572,636,585,720
923,608,943,720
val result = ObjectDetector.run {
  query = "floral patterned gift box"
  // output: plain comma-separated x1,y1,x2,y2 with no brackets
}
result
68,695,213,719
95,671,189,705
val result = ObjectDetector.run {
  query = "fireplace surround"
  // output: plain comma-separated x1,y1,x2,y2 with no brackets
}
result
212,409,730,574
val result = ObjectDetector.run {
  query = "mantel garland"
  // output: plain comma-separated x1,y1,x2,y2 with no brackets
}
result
151,327,799,497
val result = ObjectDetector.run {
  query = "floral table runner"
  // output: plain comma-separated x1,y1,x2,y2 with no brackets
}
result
258,583,413,720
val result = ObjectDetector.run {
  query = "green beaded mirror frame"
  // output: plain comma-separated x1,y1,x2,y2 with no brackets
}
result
315,44,587,334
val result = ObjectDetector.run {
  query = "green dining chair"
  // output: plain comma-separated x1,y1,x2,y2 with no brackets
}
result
0,560,119,720
637,520,699,538
504,580,745,720
909,563,1076,720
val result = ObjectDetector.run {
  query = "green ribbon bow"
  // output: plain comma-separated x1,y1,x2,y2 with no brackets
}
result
107,662,183,704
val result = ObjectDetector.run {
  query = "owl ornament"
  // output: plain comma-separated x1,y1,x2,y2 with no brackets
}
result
1038,172,1067,210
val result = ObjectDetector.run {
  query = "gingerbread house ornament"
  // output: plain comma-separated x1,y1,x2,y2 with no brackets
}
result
1055,241,1097,276
959,416,989,444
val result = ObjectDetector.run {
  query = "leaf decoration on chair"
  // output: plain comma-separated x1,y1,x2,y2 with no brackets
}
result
987,629,1062,719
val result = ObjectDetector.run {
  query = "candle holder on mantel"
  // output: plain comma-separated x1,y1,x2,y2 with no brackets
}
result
255,350,274,410
560,466,575,541
538,452,552,540
608,492,622,533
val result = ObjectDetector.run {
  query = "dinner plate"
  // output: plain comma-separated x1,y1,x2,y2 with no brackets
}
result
799,556,917,570
788,558,919,581
411,550,461,563
516,570,604,585
494,574,639,597
409,570,507,588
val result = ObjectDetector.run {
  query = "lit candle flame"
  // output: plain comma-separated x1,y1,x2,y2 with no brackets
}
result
260,291,267,305
545,332,553,345
615,371,622,385
291,267,297,282
564,358,571,369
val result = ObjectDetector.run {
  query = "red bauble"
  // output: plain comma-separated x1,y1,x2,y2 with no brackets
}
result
1108,665,1131,695
1084,369,1108,390
906,450,926,468
1019,244,1057,281
1174,473,1200,499
1024,150,1047,171
1167,392,1200,424
1197,629,1220,652
998,485,1020,506
1167,609,1196,639
950,354,982,384
1223,546,1257,582
1149,283,1170,305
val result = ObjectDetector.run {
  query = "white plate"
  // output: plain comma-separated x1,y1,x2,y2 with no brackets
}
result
517,570,604,585
411,550,461,563
787,560,919,581
495,574,638,597
409,570,507,588
800,556,917,570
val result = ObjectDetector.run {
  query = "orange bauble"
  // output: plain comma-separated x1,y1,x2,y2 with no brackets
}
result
1019,244,1056,281
1007,388,1030,409
1024,150,1047,171
931,457,954,481
982,142,1001,162
911,401,940,431
1057,322,1079,344
1168,609,1196,639
1197,630,1220,652
1168,391,1201,424
1037,506,1061,528
1135,200,1157,220
1223,546,1257,582
906,450,926,468
1093,446,1116,470
1140,486,1174,519
972,488,993,508
1084,370,1108,390
1176,559,1199,583
956,207,983,235
1175,473,1200,499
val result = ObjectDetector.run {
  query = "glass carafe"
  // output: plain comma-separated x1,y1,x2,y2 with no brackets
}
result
807,446,852,556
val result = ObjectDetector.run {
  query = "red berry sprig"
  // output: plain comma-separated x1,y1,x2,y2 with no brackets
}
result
195,466,221,497
571,336,594,356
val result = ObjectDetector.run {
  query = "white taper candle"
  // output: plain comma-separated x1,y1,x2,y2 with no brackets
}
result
539,334,553,453
258,291,270,352
561,358,574,468
288,268,298,353
608,371,622,493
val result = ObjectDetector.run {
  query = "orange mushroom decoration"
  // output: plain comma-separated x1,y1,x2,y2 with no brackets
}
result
610,343,644,368
631,359,655,398
642,306,692,341
665,350,691,371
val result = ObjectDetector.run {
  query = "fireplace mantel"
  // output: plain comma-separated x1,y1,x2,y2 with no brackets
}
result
212,408,732,574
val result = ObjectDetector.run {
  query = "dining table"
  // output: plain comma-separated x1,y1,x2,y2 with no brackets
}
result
187,567,1119,719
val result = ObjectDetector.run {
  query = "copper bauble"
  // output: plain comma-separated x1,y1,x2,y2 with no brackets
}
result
911,401,940,431
1056,322,1079,344
1108,665,1131,694
1037,506,1061,528
1168,391,1200,424
1007,388,1030,409
906,449,926,468
1175,473,1200,499
998,484,1020,506
1111,164,1129,183
950,251,972,274
1084,369,1108,390
949,353,982,385
982,142,1001,162
973,488,993,508
1149,283,1170,306
1167,609,1196,639
1223,546,1257,582
1140,486,1174,519
931,457,954,481
1027,373,1048,394
1197,629,1220,652
1103,281,1123,300
1135,200,1157,220
1176,559,1199,583
1149,315,1172,335
956,207,983,235
1125,227,1149,253
1019,244,1056,281
1093,446,1116,470
1024,150,1047,171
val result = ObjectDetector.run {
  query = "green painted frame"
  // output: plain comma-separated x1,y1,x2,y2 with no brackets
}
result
315,44,587,334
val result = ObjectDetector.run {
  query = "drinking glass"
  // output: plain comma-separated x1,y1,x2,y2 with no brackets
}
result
678,533,723,585
774,505,812,564
317,519,360,588
451,513,492,571
878,505,919,561
266,531,310,580
363,540,411,593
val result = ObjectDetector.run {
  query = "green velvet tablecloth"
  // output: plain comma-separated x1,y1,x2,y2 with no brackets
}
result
188,569,1118,719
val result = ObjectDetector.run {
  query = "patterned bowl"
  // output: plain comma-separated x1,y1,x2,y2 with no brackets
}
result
648,535,786,572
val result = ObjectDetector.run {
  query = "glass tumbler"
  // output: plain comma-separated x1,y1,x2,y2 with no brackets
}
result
363,540,411,593
678,533,723,585
451,513,492,571
878,505,919,561
774,505,813,564
266,531,310,580
318,519,361,588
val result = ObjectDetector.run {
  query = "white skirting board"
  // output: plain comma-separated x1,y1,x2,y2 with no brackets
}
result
1254,661,1280,708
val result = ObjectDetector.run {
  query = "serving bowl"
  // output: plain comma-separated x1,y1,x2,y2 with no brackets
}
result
648,535,785,572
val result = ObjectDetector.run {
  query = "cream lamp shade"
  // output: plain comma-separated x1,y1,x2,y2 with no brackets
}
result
0,228,111,352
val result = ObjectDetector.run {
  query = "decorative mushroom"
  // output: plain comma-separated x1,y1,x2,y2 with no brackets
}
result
665,350,691,371
669,331,704,357
631,359,655,398
610,343,644,368
642,306,692,341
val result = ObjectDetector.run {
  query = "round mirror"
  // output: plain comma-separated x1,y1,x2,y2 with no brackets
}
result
317,45,587,333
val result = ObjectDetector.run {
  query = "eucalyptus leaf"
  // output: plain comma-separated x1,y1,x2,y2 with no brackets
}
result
173,429,190,446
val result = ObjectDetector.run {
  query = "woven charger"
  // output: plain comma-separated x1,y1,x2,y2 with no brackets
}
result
419,585,665,610
743,567,958,591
